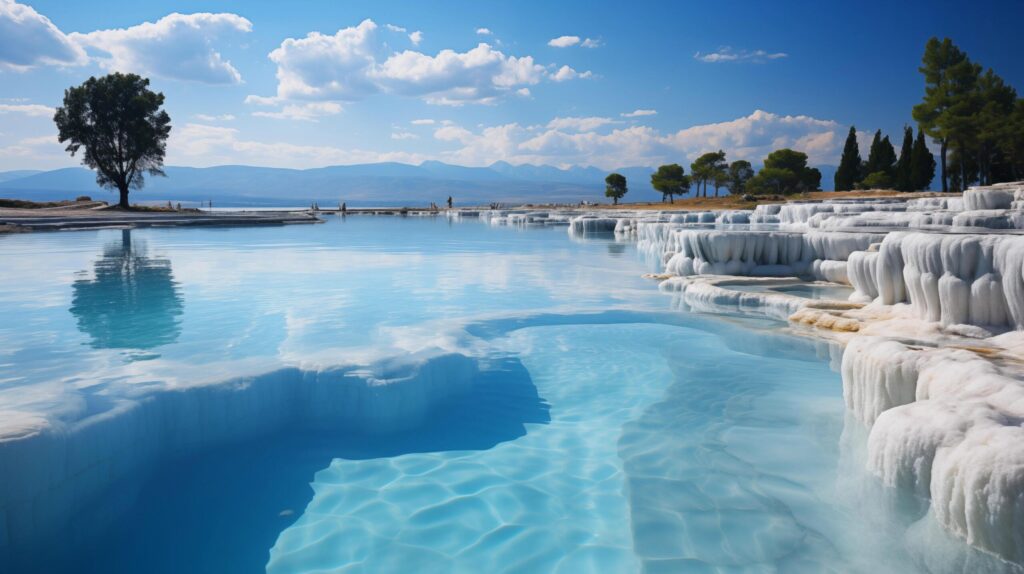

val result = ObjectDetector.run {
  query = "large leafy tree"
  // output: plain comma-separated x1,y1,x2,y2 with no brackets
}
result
834,126,861,191
54,73,172,209
725,160,754,196
650,164,690,204
895,126,915,191
604,173,628,205
690,150,728,198
910,128,936,191
746,149,820,195
912,37,976,192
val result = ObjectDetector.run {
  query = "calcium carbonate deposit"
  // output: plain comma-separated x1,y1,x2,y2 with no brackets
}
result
563,182,1024,566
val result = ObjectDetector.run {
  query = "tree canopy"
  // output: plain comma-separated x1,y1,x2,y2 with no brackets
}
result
895,126,915,191
862,130,897,189
910,127,937,191
746,149,821,195
651,164,690,203
834,127,861,191
54,73,172,209
912,37,1022,191
690,151,728,198
604,173,628,205
725,160,754,196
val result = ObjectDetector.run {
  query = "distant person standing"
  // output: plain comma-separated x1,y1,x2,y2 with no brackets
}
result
341,202,347,215
447,196,453,209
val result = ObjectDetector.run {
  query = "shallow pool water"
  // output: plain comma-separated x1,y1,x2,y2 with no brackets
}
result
0,217,1004,573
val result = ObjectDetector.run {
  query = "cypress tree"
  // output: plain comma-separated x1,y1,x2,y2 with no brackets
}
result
910,128,936,190
895,126,914,191
866,130,897,177
864,129,880,174
834,126,861,191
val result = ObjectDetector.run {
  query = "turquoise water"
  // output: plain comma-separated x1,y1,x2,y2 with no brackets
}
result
0,217,988,573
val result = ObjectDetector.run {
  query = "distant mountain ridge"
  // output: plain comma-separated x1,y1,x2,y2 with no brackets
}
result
0,162,838,207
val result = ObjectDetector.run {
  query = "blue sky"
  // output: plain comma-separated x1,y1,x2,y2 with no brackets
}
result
1,0,1021,172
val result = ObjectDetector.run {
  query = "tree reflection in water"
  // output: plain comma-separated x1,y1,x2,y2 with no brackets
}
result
70,229,183,349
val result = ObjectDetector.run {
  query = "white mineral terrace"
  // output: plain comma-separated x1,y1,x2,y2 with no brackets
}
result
562,183,1024,564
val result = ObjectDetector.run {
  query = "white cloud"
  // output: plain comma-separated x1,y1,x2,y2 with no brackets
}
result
516,87,531,97
693,47,788,63
661,110,837,164
547,35,580,48
546,116,616,132
166,123,426,168
581,38,601,48
194,113,235,122
621,109,656,118
390,131,418,140
428,109,844,169
385,23,421,45
251,101,342,121
70,12,252,84
475,28,492,36
551,65,592,82
410,118,436,125
0,103,54,117
257,20,573,109
0,1,86,69
433,125,475,144
0,133,66,167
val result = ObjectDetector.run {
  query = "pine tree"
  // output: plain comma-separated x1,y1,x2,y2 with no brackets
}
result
910,128,936,190
895,126,914,191
834,126,861,191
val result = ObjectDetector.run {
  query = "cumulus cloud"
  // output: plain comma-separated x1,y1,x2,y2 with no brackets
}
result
390,131,418,140
69,12,251,83
475,28,492,36
694,47,788,63
255,19,577,111
385,23,421,45
0,103,54,116
429,109,844,169
166,123,426,168
547,35,580,48
0,0,86,69
548,35,599,48
551,65,592,82
621,109,657,118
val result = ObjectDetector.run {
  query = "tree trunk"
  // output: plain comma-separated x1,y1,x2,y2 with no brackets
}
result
940,139,948,193
613,197,618,205
118,183,130,209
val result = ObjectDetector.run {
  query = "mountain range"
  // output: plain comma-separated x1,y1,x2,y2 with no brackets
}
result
0,162,838,207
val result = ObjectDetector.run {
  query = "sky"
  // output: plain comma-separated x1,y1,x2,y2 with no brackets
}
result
0,0,1022,172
